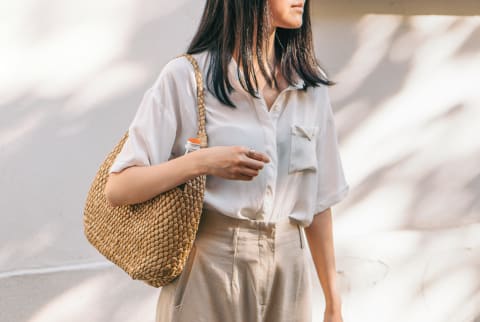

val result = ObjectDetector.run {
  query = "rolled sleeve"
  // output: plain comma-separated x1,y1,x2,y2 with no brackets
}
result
108,84,177,174
108,56,200,174
313,88,350,214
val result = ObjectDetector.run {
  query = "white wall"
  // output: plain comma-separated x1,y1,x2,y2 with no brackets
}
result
312,4,480,321
1,1,479,322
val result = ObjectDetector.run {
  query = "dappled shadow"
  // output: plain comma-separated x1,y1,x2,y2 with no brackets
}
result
455,25,480,57
343,151,417,207
0,266,158,322
1,1,480,322
313,8,480,322
0,0,205,273
334,16,414,140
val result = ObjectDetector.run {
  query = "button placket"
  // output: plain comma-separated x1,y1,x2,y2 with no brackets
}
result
252,95,282,220
262,143,276,217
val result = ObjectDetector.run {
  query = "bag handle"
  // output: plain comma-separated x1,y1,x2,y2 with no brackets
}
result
179,53,208,148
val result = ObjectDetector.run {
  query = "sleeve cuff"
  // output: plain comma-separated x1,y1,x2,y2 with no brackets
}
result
108,160,143,174
314,184,350,215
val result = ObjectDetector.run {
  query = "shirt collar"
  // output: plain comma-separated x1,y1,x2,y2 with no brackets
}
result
228,57,305,92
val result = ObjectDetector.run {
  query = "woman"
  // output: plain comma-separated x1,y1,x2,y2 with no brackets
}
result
105,0,349,321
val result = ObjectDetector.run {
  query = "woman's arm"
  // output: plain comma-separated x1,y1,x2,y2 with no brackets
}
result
105,146,270,207
105,149,205,207
304,207,343,320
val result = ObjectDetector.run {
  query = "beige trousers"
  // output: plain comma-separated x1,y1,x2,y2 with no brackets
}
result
156,209,312,322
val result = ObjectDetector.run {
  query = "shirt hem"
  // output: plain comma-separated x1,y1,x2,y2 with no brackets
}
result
313,184,350,215
108,161,144,174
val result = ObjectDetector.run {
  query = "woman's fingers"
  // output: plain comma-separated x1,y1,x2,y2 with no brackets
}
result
245,147,270,163
235,147,269,179
238,167,259,178
236,173,256,181
203,146,269,180
243,158,266,171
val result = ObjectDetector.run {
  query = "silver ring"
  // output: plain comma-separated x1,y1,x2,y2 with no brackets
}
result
248,148,255,156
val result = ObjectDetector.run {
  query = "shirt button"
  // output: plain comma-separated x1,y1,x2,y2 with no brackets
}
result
266,185,273,195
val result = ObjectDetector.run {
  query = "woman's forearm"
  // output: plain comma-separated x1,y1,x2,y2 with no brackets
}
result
105,149,206,207
304,207,342,312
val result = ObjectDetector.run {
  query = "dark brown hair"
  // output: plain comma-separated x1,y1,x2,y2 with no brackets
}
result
187,0,335,107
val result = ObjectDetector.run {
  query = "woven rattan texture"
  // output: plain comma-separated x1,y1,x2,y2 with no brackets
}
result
83,54,207,288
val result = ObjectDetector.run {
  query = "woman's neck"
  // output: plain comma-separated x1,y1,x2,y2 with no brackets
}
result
262,28,277,69
233,27,278,79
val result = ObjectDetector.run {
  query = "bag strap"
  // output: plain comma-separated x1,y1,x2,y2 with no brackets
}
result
179,53,208,148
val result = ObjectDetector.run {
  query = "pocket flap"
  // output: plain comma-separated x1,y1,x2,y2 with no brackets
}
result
291,124,318,141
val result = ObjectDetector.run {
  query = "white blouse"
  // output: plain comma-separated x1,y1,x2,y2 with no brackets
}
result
109,51,349,227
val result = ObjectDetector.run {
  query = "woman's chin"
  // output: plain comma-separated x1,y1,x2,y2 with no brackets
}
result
277,18,303,29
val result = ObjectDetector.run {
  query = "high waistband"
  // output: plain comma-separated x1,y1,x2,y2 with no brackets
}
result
199,208,299,232
197,208,305,250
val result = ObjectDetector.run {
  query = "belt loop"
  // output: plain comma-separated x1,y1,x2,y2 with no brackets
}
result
233,226,239,255
297,224,303,249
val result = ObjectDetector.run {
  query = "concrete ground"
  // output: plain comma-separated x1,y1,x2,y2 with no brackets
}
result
2,222,479,322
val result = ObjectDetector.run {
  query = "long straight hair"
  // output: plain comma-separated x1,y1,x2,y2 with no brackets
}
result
187,0,335,108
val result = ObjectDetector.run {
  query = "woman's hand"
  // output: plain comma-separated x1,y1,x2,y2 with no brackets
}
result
196,146,270,181
323,293,344,322
323,291,343,322
323,309,344,322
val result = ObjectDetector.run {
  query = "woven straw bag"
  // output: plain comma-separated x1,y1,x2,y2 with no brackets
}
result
83,54,208,288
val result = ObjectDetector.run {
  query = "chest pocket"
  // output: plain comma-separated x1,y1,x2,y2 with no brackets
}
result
288,124,319,174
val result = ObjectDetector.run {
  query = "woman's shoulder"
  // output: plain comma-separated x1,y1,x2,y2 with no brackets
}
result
160,51,210,78
300,80,330,105
151,51,210,89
